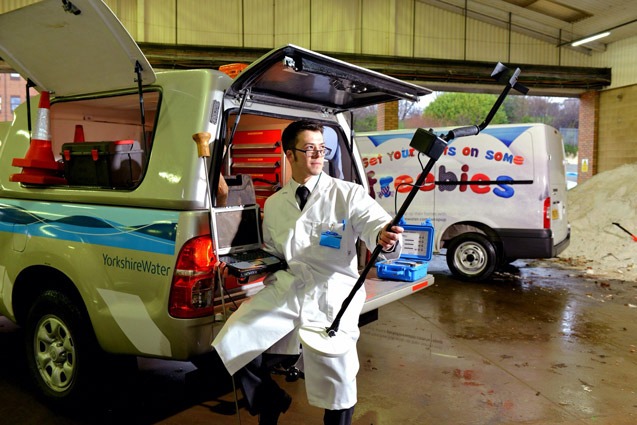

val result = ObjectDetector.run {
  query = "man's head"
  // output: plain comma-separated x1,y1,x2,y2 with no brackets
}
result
282,120,328,183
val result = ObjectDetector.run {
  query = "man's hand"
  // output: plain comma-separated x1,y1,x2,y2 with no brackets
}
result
217,261,229,276
378,225,403,252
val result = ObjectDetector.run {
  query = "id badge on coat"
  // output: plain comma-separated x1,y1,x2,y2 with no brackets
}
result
319,220,346,249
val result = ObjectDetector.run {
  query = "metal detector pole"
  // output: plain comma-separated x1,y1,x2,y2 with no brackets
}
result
325,130,446,336
325,64,529,338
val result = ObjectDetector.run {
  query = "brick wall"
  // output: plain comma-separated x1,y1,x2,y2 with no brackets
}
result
577,91,599,184
0,73,33,122
377,101,399,130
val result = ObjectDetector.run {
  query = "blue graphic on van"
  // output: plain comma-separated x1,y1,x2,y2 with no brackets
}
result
367,125,532,148
0,201,178,255
480,126,532,147
368,133,411,147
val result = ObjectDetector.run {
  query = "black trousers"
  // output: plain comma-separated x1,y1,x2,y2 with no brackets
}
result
234,353,355,425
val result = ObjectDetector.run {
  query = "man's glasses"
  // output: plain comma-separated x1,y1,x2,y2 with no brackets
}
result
291,147,333,157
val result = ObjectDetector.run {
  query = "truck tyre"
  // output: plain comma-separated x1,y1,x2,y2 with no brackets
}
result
446,233,497,281
24,289,99,407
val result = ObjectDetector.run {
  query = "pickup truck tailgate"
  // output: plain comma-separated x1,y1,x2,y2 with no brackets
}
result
218,274,434,317
362,274,434,314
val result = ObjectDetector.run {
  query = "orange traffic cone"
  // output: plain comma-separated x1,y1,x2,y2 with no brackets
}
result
74,124,85,142
10,91,66,185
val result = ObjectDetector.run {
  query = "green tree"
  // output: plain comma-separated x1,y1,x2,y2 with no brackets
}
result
423,92,508,126
503,96,579,128
353,105,377,132
507,96,555,124
502,96,531,123
551,98,579,129
352,100,424,132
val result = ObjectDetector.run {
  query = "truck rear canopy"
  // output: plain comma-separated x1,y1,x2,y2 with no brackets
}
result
227,44,432,112
0,0,155,96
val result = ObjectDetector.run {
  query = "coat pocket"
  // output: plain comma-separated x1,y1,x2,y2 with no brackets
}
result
309,221,352,266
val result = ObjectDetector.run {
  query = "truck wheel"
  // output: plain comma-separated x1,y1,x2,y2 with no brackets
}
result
24,289,98,407
446,233,497,281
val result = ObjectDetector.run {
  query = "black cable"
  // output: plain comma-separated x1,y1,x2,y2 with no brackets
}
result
216,265,240,311
393,151,428,216
220,281,240,310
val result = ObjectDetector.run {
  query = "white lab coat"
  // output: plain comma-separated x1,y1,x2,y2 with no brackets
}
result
212,173,401,410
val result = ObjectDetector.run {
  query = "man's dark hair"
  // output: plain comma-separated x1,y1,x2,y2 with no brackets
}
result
281,120,324,152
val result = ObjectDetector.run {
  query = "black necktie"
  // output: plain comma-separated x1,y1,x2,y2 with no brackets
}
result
297,185,310,210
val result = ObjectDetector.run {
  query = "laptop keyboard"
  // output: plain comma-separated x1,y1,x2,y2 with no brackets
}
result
220,249,273,264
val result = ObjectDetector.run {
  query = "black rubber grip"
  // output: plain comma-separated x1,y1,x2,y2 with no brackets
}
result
448,125,480,139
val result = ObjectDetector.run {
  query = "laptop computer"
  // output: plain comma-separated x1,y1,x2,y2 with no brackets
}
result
211,204,287,278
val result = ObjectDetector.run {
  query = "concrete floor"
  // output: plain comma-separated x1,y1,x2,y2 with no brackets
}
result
1,255,636,424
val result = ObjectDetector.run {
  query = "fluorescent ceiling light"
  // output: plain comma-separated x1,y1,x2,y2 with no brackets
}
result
571,32,611,47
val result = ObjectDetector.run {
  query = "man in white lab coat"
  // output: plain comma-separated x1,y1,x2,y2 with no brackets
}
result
213,120,403,425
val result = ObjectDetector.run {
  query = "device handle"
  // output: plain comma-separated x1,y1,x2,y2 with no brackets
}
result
445,125,480,140
193,132,212,158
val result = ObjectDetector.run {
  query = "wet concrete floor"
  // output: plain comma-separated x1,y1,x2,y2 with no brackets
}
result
1,255,636,424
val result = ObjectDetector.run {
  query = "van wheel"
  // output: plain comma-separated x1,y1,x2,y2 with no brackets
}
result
24,290,98,407
446,233,497,281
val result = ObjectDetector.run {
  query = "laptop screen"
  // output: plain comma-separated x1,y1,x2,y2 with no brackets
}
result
212,205,262,255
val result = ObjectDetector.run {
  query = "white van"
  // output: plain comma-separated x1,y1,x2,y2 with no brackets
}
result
355,123,571,280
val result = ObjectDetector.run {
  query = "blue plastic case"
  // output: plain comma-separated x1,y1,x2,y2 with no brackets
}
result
376,218,434,282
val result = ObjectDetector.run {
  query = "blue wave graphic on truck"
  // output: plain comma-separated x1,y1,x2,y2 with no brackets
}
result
0,201,178,255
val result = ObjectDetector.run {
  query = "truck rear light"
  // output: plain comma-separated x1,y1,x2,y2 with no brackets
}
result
169,235,217,318
543,197,551,229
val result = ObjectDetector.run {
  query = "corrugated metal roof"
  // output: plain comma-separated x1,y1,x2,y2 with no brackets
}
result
420,0,637,52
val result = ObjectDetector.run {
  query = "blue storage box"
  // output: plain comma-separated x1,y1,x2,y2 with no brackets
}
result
376,218,434,282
